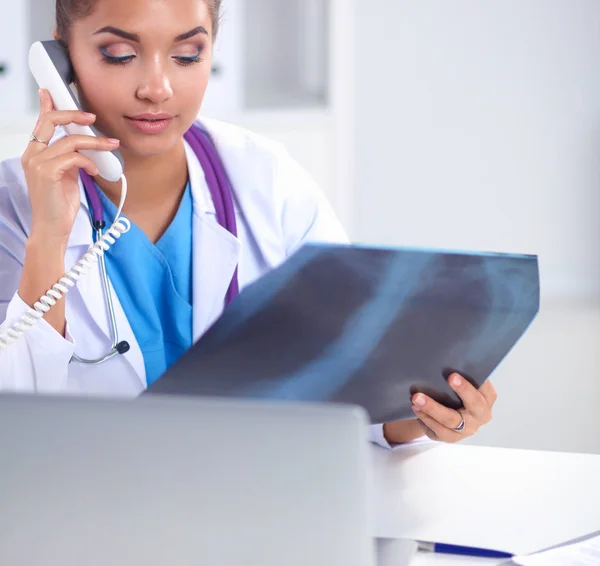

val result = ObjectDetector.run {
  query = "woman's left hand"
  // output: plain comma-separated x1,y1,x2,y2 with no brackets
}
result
411,373,497,442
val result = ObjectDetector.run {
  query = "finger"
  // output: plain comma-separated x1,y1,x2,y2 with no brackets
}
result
415,419,437,441
43,152,100,179
413,411,462,443
23,90,54,158
479,380,498,407
411,392,465,430
447,373,490,421
28,89,57,148
42,135,120,161
40,88,55,113
28,90,96,152
33,110,97,146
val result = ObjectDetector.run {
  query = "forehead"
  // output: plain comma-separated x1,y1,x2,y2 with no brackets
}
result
75,0,212,35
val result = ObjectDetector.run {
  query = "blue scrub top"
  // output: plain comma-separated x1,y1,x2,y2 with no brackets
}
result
93,182,194,386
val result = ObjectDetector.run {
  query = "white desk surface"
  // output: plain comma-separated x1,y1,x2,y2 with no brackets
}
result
370,443,600,565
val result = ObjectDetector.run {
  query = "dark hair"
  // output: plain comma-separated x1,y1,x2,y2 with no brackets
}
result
56,0,222,44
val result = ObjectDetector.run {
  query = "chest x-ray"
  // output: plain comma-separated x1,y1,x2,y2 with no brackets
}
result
148,243,539,424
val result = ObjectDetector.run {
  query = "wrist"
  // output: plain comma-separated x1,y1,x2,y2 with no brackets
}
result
383,419,424,445
26,232,69,257
20,235,68,305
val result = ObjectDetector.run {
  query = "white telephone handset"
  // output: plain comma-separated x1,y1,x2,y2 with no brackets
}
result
0,41,130,351
29,40,124,182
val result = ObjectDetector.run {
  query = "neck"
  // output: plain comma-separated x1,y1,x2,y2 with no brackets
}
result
95,139,189,215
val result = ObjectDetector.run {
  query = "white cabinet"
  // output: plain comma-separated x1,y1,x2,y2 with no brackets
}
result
201,0,331,119
199,0,244,120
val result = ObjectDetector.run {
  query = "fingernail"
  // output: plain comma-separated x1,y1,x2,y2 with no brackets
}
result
414,395,426,407
85,112,96,118
108,138,120,144
452,375,463,388
412,405,422,413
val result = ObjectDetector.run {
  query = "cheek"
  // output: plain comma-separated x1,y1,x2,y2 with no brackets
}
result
75,68,126,118
178,66,212,118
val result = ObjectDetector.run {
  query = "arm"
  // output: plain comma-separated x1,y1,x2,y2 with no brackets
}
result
0,216,75,392
1,90,119,392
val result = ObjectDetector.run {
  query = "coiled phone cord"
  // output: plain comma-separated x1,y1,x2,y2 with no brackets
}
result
0,174,130,350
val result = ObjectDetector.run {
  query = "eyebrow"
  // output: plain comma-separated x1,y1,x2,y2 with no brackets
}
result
93,25,209,42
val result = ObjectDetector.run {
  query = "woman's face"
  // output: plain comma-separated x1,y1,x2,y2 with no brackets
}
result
65,0,213,158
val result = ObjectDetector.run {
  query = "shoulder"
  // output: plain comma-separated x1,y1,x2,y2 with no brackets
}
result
199,117,294,194
200,117,288,162
199,118,348,253
199,117,327,209
0,155,27,188
0,156,31,223
0,157,32,254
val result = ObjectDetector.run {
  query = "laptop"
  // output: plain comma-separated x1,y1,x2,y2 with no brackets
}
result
0,394,375,566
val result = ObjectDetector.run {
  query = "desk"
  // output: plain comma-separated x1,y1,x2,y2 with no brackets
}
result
371,443,600,565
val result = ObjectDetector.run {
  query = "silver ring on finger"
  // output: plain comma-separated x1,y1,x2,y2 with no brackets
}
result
452,412,466,433
30,134,49,146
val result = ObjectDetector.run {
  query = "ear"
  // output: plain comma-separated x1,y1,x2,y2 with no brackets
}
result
52,29,59,41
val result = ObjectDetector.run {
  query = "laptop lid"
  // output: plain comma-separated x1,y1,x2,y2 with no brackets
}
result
0,395,375,566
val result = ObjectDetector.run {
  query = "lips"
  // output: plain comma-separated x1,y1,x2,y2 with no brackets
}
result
125,114,174,135
128,113,174,121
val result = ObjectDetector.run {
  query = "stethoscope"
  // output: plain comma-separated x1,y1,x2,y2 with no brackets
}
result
72,122,240,365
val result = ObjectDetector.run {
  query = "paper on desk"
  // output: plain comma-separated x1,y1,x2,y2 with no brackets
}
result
512,533,600,565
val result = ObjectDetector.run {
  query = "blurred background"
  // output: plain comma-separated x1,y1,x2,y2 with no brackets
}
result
1,0,599,454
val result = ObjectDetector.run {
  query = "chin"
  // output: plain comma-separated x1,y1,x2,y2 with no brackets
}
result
120,131,185,158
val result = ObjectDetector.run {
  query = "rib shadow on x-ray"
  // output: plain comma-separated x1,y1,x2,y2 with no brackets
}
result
147,244,540,424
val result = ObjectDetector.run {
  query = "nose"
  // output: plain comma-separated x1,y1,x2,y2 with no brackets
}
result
135,55,174,104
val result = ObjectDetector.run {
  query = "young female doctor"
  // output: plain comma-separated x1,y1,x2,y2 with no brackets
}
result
0,0,497,447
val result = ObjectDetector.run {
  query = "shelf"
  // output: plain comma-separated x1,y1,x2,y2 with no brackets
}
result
242,0,330,113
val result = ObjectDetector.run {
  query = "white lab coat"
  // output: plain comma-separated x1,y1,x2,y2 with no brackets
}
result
0,118,397,448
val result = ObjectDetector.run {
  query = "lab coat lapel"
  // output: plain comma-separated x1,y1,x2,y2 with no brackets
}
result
185,141,241,342
63,178,146,387
60,138,240,384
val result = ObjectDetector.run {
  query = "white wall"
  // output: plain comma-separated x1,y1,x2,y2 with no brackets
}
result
0,0,29,114
351,0,600,302
351,0,600,454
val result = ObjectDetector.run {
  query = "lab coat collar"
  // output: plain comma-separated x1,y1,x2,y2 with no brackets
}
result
183,138,216,215
185,137,241,340
63,136,240,387
67,138,218,249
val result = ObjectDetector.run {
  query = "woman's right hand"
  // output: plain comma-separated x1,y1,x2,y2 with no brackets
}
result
21,88,120,245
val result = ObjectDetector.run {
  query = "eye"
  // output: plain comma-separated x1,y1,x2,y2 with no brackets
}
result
174,54,204,66
99,46,135,66
173,46,205,66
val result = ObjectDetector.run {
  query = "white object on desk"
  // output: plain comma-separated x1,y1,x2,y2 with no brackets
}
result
376,538,418,566
370,443,600,565
512,532,600,566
